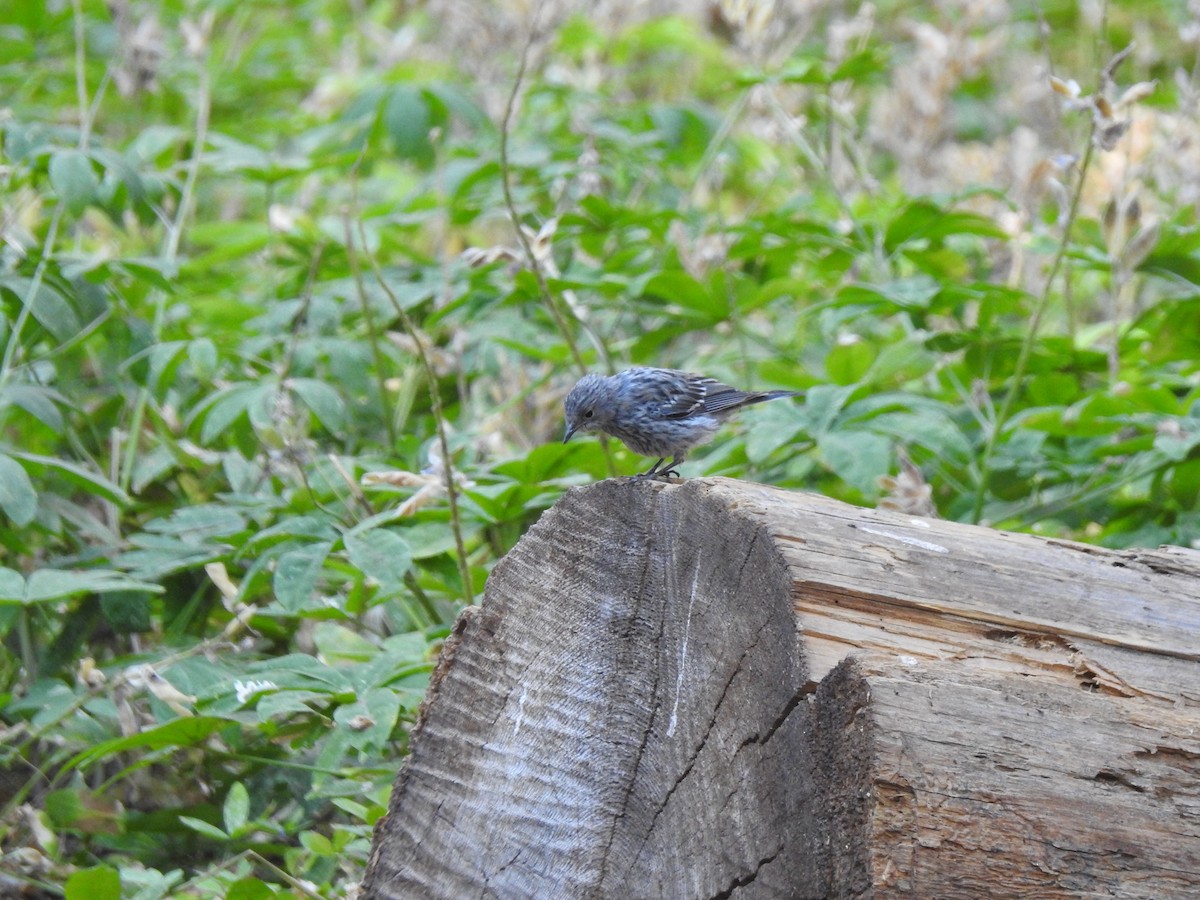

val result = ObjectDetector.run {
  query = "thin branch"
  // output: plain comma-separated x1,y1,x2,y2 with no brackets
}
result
970,123,1097,524
346,167,475,608
497,6,594,374
119,28,215,493
497,5,617,474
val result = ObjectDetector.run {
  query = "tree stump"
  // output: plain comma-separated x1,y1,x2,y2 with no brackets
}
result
361,478,1200,899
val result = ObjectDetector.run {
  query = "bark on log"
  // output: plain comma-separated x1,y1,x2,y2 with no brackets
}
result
362,478,1200,899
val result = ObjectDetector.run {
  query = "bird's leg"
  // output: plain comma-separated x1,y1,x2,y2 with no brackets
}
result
661,454,684,478
638,457,667,478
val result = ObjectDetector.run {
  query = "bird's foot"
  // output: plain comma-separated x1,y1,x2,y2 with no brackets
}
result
634,457,683,480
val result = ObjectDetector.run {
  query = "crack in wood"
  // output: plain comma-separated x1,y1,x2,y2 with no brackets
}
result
710,846,783,899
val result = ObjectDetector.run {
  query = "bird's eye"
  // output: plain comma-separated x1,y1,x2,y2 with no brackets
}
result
584,410,594,418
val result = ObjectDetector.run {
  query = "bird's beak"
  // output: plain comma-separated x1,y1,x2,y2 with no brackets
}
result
562,424,576,444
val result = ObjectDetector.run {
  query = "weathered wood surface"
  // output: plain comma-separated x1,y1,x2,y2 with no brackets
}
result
362,478,1200,899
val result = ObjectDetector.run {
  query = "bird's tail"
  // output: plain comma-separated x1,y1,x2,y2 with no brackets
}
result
744,389,803,406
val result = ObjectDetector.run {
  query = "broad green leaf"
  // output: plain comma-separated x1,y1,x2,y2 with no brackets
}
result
817,429,893,494
188,337,218,379
801,384,858,435
384,85,432,164
885,199,1008,251
744,401,810,463
826,341,875,385
226,877,276,900
313,621,376,664
4,383,66,431
0,276,80,342
101,590,153,633
49,148,100,215
144,503,246,538
273,542,332,612
248,653,351,690
223,782,250,836
1155,422,1200,462
830,45,889,82
642,271,723,322
334,687,401,751
66,717,229,772
198,383,269,444
290,378,346,433
300,830,336,855
345,528,413,590
65,866,121,900
9,451,130,505
0,568,162,606
834,279,941,312
255,690,325,720
0,453,37,525
45,788,84,826
178,816,230,841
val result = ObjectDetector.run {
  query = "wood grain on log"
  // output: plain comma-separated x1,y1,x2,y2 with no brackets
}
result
363,478,1200,899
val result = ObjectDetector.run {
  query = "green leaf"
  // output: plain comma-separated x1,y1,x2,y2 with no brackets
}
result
226,878,276,900
345,528,413,591
65,865,121,900
9,451,130,505
248,653,351,690
885,199,1008,251
0,568,162,606
744,402,809,463
641,271,724,322
300,830,336,855
826,341,875,385
384,85,432,164
313,622,377,663
290,378,346,433
49,149,100,215
817,429,893,494
179,815,230,841
335,687,402,751
66,717,229,772
830,45,889,82
45,788,84,826
101,590,153,633
802,384,858,435
198,383,270,444
4,383,66,431
775,57,827,85
0,276,80,342
0,568,24,604
834,279,941,312
273,542,332,612
0,453,37,525
223,782,250,836
1154,422,1200,462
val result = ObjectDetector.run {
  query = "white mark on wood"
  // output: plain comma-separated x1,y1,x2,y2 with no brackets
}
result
513,685,528,735
908,518,931,528
667,561,703,739
859,525,949,553
899,655,919,666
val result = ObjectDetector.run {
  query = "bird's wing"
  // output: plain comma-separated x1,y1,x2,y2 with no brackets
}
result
697,382,759,414
659,373,746,418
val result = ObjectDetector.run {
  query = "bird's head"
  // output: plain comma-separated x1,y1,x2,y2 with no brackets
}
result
562,373,610,443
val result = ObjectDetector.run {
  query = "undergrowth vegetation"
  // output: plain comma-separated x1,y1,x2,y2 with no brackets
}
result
2,0,1199,895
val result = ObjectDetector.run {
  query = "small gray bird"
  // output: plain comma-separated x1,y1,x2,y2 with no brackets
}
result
562,367,801,477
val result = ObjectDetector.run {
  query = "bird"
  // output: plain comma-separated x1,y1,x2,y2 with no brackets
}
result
562,366,802,478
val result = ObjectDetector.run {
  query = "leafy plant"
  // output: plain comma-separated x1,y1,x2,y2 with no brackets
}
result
1,0,1198,894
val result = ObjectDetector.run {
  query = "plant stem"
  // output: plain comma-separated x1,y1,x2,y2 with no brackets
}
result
345,188,475,608
970,123,1096,524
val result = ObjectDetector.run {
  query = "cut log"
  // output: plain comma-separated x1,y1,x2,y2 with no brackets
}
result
362,478,1200,899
